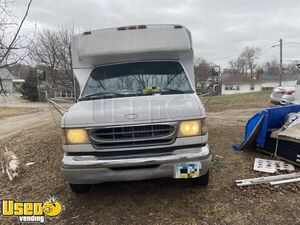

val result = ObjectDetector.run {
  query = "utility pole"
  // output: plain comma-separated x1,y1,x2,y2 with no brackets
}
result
279,38,283,86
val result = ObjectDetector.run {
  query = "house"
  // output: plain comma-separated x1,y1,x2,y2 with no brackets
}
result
222,74,262,95
0,68,15,94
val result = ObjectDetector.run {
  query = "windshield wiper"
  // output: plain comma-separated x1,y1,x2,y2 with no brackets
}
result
78,92,127,101
161,88,193,94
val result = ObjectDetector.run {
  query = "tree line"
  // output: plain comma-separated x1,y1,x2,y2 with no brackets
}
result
1,0,299,100
1,0,75,100
195,46,299,84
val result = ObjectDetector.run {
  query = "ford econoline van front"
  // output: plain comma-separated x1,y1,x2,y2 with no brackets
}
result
60,25,212,193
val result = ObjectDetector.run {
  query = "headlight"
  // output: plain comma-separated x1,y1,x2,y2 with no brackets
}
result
61,128,90,144
177,119,207,137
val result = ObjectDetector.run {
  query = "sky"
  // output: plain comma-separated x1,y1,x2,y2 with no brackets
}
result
11,0,300,67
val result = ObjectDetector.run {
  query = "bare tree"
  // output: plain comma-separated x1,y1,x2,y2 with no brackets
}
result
30,26,74,88
228,46,261,77
283,61,299,75
57,25,74,85
263,57,279,76
194,57,213,82
0,0,33,68
30,29,59,86
240,46,261,78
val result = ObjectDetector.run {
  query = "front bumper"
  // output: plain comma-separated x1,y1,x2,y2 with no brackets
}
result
270,95,295,105
61,145,211,184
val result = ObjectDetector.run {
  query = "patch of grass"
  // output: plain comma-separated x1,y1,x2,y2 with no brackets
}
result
0,107,37,119
200,90,273,111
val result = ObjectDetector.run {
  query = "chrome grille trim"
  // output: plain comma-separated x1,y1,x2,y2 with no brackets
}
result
89,122,177,148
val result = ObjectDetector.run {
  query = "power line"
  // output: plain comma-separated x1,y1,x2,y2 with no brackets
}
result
283,59,300,62
283,41,300,45
212,42,278,63
257,46,279,63
271,47,279,59
259,45,276,57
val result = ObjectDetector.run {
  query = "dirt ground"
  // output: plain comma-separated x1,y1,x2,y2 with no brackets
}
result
0,92,299,225
0,107,38,119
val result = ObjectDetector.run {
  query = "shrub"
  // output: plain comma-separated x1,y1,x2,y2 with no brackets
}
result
21,73,38,101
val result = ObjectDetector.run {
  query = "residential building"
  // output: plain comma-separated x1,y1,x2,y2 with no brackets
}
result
222,74,262,94
0,68,15,93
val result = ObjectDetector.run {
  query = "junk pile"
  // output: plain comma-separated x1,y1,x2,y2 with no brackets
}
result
234,104,300,186
233,104,300,166
236,158,299,187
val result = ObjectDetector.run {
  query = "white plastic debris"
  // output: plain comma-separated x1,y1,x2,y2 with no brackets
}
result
25,162,36,166
236,173,300,187
253,158,294,174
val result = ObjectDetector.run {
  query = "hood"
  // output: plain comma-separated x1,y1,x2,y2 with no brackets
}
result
63,94,204,127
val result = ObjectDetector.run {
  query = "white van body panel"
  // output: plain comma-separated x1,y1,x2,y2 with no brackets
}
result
71,25,195,90
64,93,205,127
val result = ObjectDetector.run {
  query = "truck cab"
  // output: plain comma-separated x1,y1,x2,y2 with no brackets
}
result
60,25,212,193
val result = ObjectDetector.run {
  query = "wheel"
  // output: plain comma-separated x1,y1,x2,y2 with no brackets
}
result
69,183,92,193
191,170,209,186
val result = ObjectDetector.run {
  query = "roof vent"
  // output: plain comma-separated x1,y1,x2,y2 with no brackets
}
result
117,26,127,31
117,25,147,31
138,25,147,29
83,31,91,35
174,25,183,29
128,25,137,30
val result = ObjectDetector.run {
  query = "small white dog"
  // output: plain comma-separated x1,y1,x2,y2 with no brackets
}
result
2,146,19,181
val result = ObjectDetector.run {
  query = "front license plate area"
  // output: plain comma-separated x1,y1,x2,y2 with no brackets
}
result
174,162,201,179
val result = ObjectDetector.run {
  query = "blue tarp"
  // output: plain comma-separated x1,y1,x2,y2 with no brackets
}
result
233,104,300,150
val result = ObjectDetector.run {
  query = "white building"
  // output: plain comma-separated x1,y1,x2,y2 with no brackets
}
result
0,68,15,94
222,74,262,95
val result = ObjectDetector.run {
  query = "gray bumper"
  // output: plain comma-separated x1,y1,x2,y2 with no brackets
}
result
61,145,211,184
270,95,294,105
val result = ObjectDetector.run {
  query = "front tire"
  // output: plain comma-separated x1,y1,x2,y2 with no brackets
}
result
191,170,209,186
69,184,92,193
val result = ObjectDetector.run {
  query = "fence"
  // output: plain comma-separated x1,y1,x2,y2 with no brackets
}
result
54,91,74,99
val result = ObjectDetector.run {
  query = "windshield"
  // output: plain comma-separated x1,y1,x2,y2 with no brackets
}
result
79,61,193,100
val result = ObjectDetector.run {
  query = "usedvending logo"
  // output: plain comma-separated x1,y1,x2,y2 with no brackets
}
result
1,196,63,223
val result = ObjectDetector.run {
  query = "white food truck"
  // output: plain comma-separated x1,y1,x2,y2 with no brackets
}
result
60,24,215,193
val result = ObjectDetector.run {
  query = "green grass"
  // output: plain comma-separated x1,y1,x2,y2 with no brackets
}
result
200,90,273,112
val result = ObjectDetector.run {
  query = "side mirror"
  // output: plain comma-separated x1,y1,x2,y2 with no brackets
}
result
212,65,221,76
35,68,46,81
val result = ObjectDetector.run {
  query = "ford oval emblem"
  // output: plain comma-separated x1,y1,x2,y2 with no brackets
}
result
125,113,139,120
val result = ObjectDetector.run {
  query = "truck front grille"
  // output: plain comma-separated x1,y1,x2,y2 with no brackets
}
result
90,123,177,148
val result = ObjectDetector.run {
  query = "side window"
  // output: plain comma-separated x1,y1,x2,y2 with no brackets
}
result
229,84,233,90
225,84,228,90
250,84,254,91
297,79,300,85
